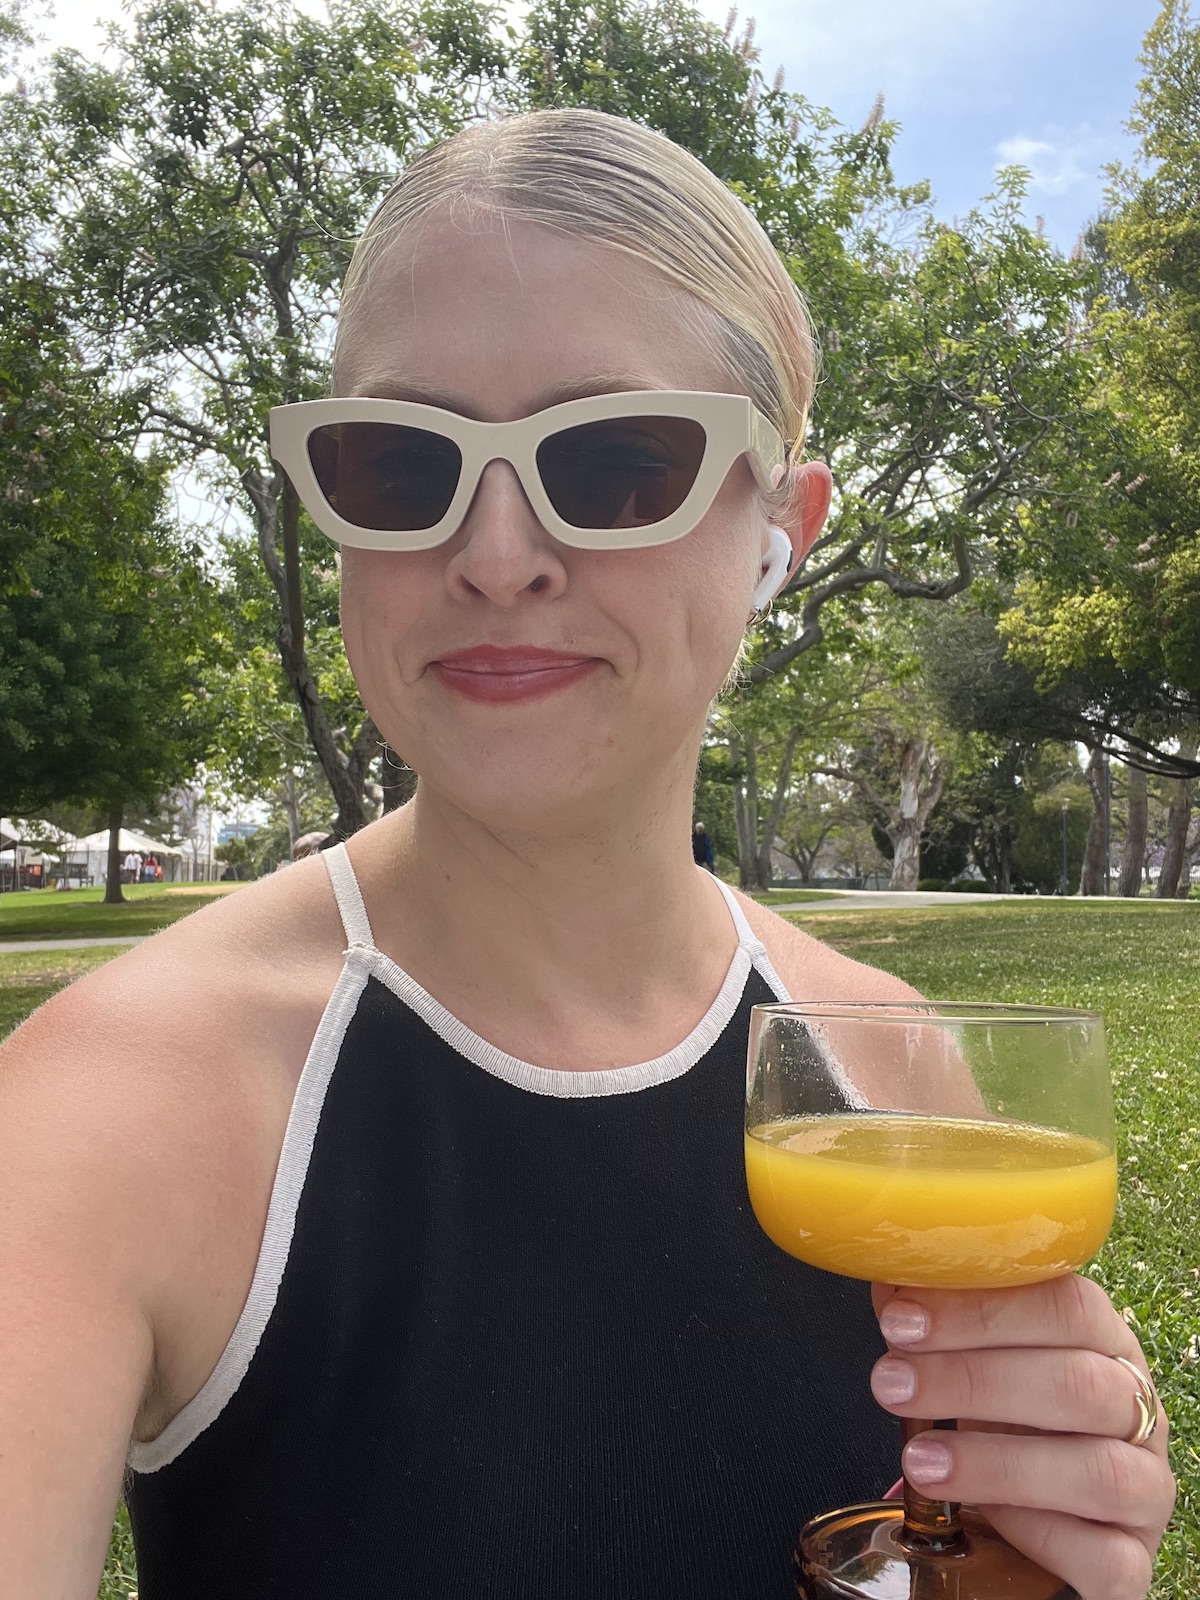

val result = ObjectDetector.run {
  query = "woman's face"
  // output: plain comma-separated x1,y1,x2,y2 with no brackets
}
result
335,213,797,832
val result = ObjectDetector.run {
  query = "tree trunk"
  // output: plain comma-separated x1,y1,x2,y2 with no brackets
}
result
890,822,922,891
380,746,418,813
281,771,301,849
730,734,764,890
1079,750,1108,896
997,827,1013,895
246,471,371,840
1177,820,1199,899
1157,765,1194,899
1117,764,1148,898
756,727,800,890
104,802,124,905
888,738,945,891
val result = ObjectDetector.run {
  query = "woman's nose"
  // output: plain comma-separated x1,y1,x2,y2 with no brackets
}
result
445,460,568,607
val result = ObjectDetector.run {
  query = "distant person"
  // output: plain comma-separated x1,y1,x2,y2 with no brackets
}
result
291,831,331,862
142,854,158,884
122,849,142,885
691,820,715,871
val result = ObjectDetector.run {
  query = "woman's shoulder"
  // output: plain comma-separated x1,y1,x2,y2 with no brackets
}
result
727,888,923,1003
2,853,347,1101
0,858,353,1461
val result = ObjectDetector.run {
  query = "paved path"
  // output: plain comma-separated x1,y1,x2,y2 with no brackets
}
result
770,890,1063,912
0,935,148,953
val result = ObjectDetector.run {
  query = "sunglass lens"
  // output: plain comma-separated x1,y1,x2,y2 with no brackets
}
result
536,417,706,530
307,422,462,532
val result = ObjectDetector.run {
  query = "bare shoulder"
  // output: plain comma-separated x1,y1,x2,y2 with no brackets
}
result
729,889,923,1003
3,852,345,1086
0,856,348,1413
0,853,348,1270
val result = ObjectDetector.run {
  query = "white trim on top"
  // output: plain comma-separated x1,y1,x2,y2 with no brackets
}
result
711,877,793,1003
126,957,370,1475
323,842,375,948
357,940,756,1099
126,857,789,1471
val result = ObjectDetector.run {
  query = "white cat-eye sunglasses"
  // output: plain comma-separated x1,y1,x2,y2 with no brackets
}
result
268,390,787,552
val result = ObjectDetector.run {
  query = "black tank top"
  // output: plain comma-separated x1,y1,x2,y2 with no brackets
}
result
125,846,897,1598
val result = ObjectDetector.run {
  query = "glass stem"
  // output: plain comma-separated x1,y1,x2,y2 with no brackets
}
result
900,1418,966,1554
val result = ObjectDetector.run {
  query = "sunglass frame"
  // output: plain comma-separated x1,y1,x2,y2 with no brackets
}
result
268,390,786,552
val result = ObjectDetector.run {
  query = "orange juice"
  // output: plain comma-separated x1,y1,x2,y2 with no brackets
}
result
744,1114,1116,1288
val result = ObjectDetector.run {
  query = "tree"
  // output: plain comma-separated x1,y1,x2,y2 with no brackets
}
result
1157,757,1196,895
915,598,1129,896
713,618,895,888
741,165,1109,688
775,774,883,886
1118,763,1149,896
0,513,220,901
1009,782,1092,895
995,2,1200,780
34,0,1130,838
0,15,222,904
823,729,949,892
43,0,504,836
0,8,160,601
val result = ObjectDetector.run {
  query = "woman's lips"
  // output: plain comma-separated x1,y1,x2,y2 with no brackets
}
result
429,645,604,704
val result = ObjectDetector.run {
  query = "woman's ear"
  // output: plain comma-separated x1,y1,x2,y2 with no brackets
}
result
775,459,832,571
753,460,832,610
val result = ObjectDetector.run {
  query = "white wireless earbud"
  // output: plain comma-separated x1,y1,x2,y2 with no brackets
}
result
750,525,794,612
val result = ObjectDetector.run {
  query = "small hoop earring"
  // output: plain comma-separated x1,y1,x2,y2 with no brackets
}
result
748,600,774,626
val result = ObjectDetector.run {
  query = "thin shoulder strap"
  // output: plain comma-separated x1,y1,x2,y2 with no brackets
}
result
322,842,376,950
712,876,760,950
711,875,792,1002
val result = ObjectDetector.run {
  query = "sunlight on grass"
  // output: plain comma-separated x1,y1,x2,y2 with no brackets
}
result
0,884,238,941
0,948,123,1037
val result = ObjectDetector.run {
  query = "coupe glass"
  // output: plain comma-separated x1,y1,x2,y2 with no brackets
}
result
745,1001,1116,1600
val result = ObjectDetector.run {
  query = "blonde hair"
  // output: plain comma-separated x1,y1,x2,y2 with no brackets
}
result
334,109,817,465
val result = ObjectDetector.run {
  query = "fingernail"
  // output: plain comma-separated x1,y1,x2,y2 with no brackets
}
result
871,1356,916,1405
879,1301,929,1346
903,1438,953,1487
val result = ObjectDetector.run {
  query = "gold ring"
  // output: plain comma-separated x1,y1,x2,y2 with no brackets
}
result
1112,1355,1159,1447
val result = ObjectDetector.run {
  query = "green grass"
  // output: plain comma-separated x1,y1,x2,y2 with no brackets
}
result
744,886,844,903
99,1502,137,1600
787,897,1200,1596
0,883,239,941
0,897,1195,1593
0,947,124,1037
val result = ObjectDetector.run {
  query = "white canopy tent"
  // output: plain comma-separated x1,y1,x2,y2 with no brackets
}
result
0,817,69,891
63,828,188,886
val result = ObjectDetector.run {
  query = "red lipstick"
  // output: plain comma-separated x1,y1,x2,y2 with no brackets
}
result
429,644,603,704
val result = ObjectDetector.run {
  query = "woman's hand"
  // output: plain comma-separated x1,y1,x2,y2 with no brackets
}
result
870,1276,1176,1600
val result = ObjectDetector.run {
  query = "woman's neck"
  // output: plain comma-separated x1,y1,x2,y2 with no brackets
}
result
350,767,739,1071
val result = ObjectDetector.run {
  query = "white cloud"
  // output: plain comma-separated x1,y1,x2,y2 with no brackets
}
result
995,126,1107,198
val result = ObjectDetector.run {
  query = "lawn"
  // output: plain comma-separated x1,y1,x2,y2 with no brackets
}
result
0,897,1195,1595
745,886,844,904
0,882,240,942
0,947,124,1038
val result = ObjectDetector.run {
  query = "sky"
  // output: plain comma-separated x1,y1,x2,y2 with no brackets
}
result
26,0,1162,249
694,0,1163,249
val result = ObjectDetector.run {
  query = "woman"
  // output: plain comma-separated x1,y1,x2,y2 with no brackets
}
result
0,111,1173,1599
